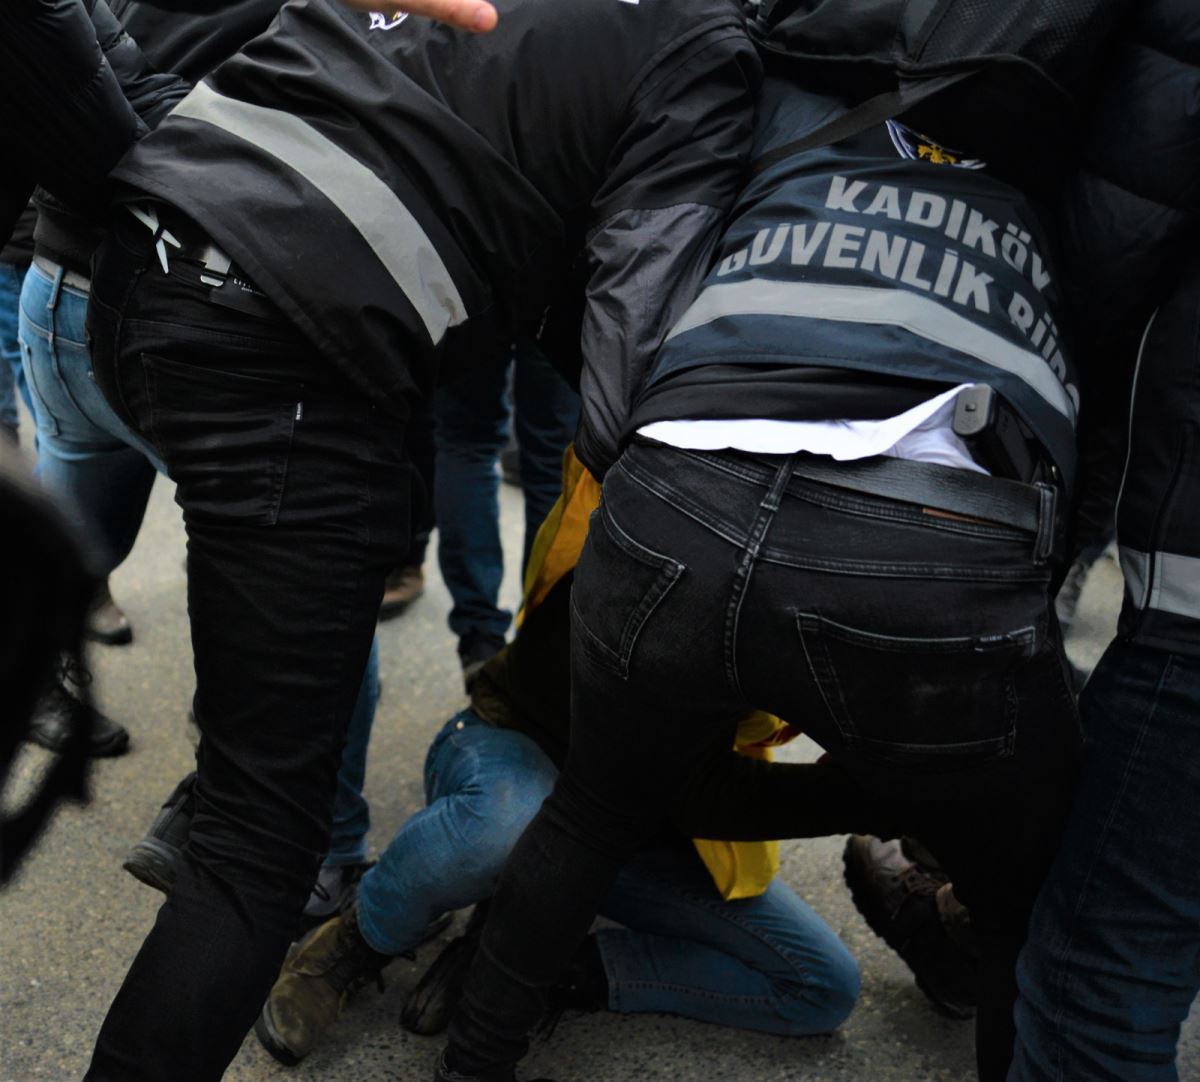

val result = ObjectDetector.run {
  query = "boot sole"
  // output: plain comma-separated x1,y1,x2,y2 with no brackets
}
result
122,838,179,894
255,1003,304,1066
378,589,424,621
842,839,976,1022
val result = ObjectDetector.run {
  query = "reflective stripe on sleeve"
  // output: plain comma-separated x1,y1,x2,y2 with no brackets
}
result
173,82,467,344
666,279,1076,422
1121,547,1200,620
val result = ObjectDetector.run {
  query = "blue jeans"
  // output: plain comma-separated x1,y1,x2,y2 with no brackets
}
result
1010,642,1200,1082
19,261,161,574
0,262,31,431
356,710,859,1036
326,636,380,867
433,339,578,652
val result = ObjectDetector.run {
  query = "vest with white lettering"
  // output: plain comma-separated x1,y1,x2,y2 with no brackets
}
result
633,79,1080,491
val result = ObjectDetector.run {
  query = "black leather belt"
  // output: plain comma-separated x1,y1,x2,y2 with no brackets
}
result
760,452,1060,564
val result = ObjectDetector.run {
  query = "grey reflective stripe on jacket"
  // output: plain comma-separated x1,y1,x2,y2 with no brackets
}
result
667,278,1076,421
1121,549,1200,622
174,82,467,345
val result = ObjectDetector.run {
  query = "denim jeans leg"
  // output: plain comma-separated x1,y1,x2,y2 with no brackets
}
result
598,846,859,1035
325,635,380,867
511,338,578,571
433,358,512,650
356,711,557,955
1010,642,1200,1082
19,264,159,574
0,262,28,430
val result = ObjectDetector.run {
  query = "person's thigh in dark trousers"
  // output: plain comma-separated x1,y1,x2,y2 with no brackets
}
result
447,441,1081,1080
82,220,412,1081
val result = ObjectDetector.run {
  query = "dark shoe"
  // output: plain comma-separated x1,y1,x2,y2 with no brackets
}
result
257,905,452,1065
379,565,425,621
843,835,978,1020
298,860,373,936
26,681,130,758
85,579,133,646
122,772,196,892
402,903,489,1036
434,1051,557,1082
459,635,505,694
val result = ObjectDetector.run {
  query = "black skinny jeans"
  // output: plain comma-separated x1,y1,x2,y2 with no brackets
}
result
449,439,1082,1082
83,218,412,1080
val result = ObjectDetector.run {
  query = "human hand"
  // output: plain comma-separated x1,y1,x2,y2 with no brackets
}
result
337,0,498,32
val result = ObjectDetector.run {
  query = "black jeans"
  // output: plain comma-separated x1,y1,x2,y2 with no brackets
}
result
83,217,411,1080
449,439,1082,1082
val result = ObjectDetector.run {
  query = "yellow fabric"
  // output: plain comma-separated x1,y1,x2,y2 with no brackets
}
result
519,447,798,901
518,446,601,624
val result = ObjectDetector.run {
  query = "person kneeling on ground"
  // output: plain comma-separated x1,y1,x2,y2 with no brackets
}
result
254,503,860,1064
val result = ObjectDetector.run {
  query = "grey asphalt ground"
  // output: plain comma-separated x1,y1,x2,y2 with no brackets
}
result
2,459,1197,1082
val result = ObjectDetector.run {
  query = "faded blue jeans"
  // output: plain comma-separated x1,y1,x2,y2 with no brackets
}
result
356,709,859,1036
0,262,31,432
326,637,379,868
19,260,161,574
1011,642,1200,1082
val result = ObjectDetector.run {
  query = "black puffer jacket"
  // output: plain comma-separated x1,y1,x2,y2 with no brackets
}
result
0,0,184,238
1060,0,1200,655
1059,0,1200,349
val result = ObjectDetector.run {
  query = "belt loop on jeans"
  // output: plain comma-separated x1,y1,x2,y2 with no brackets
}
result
1033,482,1057,566
762,454,798,513
33,254,91,296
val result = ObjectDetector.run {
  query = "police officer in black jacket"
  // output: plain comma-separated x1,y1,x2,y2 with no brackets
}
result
440,2,1128,1080
80,4,760,1079
1010,1,1200,1078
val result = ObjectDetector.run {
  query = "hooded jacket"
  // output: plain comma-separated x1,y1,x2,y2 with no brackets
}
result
109,0,761,470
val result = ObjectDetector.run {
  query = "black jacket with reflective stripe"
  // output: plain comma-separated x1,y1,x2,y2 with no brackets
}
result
110,0,761,469
1056,0,1200,655
632,76,1080,490
1114,266,1200,658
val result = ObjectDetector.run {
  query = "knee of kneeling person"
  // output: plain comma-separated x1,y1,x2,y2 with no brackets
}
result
775,942,861,1035
457,764,555,871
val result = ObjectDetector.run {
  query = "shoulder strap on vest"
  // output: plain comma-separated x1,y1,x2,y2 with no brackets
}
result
749,69,973,178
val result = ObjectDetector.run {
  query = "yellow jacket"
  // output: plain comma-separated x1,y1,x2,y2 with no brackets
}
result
521,447,800,901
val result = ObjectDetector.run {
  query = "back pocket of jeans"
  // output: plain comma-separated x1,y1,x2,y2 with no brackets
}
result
142,353,303,526
796,612,1036,768
570,504,684,679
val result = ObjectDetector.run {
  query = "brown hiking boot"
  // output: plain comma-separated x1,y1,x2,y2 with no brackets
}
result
255,906,392,1065
843,835,979,1020
379,565,425,620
